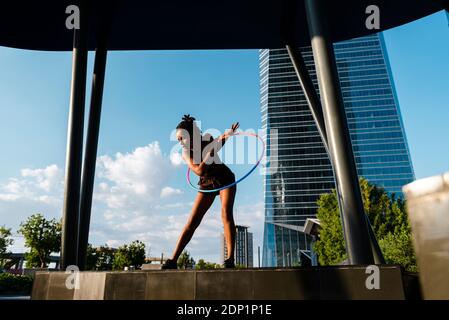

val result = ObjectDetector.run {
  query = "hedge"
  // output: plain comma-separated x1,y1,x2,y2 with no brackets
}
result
0,272,34,294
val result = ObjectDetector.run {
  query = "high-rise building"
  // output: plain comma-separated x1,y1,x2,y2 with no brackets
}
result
260,33,415,267
221,225,253,267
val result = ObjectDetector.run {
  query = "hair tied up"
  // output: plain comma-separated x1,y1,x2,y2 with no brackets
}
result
182,114,196,122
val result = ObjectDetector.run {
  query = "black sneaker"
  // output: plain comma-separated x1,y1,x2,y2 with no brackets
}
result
223,258,235,269
161,258,178,270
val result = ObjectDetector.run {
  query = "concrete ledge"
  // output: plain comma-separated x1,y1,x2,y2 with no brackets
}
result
31,265,414,300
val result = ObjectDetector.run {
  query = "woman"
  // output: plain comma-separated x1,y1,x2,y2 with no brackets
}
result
162,114,239,269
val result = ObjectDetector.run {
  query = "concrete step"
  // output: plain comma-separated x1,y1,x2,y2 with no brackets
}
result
31,265,417,300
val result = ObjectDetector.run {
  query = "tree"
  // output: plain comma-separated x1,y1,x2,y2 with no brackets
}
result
313,190,347,266
379,230,417,272
94,245,116,271
112,240,146,270
24,249,42,268
85,244,117,271
177,251,195,269
314,178,417,271
18,214,61,268
85,243,98,270
194,259,220,270
194,259,207,269
0,226,14,269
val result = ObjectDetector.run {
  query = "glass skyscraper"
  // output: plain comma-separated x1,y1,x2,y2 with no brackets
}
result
260,33,415,267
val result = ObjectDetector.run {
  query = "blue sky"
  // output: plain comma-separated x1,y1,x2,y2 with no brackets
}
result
0,10,448,265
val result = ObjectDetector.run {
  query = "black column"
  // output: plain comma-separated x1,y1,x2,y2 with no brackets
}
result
77,38,108,271
61,2,89,269
285,45,328,147
286,45,385,264
304,0,374,264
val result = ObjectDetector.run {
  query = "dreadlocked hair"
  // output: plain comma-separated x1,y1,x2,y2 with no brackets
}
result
176,114,196,133
182,114,195,122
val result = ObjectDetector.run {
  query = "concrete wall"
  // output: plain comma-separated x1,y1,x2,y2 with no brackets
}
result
31,265,411,300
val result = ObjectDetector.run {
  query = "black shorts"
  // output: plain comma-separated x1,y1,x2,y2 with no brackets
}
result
198,164,236,196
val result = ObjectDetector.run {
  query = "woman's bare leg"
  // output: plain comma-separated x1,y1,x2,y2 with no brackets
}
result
170,192,216,261
220,185,237,261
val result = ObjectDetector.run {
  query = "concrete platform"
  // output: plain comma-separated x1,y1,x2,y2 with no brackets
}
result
31,265,419,300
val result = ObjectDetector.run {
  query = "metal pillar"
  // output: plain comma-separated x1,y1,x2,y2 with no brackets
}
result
286,45,385,264
285,45,328,147
365,216,385,264
61,2,88,270
77,40,108,271
304,0,374,264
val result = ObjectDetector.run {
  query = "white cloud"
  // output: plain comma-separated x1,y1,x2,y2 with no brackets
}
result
170,151,184,166
0,165,64,245
0,164,63,207
4,179,23,194
154,201,193,210
160,186,183,198
0,193,20,201
105,239,121,248
21,164,63,192
95,142,174,209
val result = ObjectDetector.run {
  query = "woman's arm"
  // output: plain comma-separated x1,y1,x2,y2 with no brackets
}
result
182,150,208,176
183,122,239,176
203,122,240,158
182,141,222,176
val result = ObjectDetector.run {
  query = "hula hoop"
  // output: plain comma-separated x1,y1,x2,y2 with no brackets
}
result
186,132,265,193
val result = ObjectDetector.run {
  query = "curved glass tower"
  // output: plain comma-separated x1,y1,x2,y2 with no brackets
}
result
260,33,415,267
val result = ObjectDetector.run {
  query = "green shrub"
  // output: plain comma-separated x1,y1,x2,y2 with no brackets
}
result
0,273,34,294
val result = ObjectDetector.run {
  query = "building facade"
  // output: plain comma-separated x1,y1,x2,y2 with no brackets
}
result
222,225,253,267
260,33,415,267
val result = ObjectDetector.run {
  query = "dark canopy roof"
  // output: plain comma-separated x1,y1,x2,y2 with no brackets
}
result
0,0,444,51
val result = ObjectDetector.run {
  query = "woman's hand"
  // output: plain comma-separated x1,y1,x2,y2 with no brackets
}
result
224,122,239,138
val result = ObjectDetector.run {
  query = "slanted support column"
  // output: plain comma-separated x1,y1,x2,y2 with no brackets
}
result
61,2,89,270
286,45,385,264
286,45,328,147
304,0,374,264
77,37,108,271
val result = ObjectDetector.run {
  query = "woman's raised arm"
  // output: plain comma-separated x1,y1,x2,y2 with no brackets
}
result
203,122,240,157
183,122,239,176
